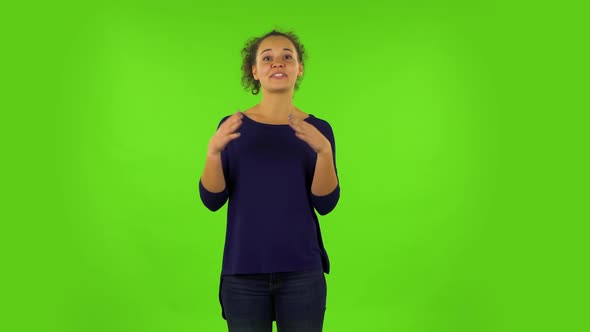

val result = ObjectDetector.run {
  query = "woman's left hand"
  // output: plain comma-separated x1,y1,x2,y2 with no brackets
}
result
288,114,331,154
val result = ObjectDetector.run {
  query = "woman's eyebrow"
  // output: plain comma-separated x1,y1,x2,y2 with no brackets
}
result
259,48,294,55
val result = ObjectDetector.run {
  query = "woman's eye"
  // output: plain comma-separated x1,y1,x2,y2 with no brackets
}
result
263,56,271,61
284,55,293,60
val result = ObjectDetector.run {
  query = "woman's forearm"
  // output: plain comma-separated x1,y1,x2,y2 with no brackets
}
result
201,152,226,193
311,148,339,196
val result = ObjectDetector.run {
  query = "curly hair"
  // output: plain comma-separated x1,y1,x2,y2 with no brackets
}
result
241,30,306,95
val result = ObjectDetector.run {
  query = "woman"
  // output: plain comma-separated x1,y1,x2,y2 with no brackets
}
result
199,29,340,332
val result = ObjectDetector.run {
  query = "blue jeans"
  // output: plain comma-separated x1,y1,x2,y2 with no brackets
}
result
219,269,327,332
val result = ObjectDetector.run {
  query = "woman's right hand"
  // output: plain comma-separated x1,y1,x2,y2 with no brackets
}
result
207,111,243,155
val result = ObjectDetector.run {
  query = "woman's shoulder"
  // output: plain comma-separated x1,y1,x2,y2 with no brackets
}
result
305,113,332,127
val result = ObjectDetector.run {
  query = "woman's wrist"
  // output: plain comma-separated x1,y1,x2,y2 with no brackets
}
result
317,145,332,157
207,149,221,158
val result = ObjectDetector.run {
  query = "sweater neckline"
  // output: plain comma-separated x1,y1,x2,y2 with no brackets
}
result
242,113,314,127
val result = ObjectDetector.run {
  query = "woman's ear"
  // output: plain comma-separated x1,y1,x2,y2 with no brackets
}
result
252,65,259,80
298,63,304,77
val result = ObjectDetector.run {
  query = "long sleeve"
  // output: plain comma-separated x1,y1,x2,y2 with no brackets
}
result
199,116,230,211
310,122,340,215
199,176,229,211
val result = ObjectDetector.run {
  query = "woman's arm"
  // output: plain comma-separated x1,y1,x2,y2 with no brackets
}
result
311,147,338,196
288,116,341,215
201,151,226,193
308,122,340,215
199,151,229,211
199,113,242,211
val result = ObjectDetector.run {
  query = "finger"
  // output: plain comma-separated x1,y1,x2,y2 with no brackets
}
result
224,118,242,132
220,132,241,146
290,126,302,135
223,112,242,128
294,131,305,140
230,114,242,125
290,118,308,130
288,120,301,131
231,117,243,129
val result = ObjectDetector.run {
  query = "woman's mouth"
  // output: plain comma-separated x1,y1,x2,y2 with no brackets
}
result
270,73,287,79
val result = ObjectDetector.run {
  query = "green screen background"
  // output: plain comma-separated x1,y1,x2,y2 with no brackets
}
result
2,1,587,332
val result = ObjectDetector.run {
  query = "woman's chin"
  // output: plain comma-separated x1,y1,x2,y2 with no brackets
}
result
264,83,295,93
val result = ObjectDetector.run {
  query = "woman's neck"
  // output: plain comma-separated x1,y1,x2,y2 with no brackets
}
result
256,92,296,120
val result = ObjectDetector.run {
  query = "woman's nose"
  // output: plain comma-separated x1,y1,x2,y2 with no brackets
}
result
272,62,285,68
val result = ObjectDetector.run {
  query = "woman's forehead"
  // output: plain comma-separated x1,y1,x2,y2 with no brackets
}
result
258,36,296,53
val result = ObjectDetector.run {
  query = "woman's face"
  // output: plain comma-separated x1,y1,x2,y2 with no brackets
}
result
252,36,303,94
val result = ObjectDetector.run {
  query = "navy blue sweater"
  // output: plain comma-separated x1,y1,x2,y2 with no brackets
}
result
199,113,340,276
